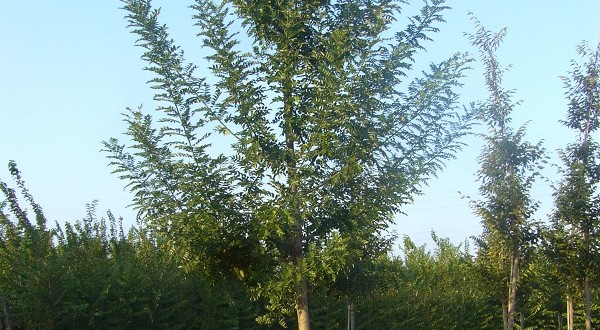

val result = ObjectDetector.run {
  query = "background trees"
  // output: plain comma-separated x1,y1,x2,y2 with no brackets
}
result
103,1,473,328
0,162,598,329
0,163,266,329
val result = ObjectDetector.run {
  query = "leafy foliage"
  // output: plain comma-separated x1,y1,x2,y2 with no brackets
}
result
0,165,597,329
104,0,474,326
0,162,268,329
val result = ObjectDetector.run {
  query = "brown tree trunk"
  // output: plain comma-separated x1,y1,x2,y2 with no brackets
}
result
291,202,309,330
296,275,310,330
585,276,593,330
502,300,508,330
567,295,574,330
290,210,310,330
507,252,520,330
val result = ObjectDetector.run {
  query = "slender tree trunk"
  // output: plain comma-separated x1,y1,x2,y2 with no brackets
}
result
585,276,593,330
347,302,356,330
292,225,310,330
519,311,524,330
567,295,574,330
558,311,563,330
292,218,309,329
502,300,508,330
1,299,13,330
507,252,520,330
296,275,310,330
283,58,310,330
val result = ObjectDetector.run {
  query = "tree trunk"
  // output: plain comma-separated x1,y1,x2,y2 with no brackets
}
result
1,299,13,330
585,276,593,330
347,302,356,330
558,311,563,330
567,295,574,330
282,50,310,330
296,275,310,330
291,206,309,330
507,252,520,330
291,202,309,330
502,300,508,330
519,311,525,329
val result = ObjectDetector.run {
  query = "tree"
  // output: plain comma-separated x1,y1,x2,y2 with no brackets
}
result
104,0,473,327
467,19,545,330
549,41,600,330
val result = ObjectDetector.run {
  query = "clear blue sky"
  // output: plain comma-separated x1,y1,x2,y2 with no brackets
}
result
1,1,599,249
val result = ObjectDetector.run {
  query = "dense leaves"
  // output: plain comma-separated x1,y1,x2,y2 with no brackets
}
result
1,166,599,328
0,164,268,329
0,169,502,330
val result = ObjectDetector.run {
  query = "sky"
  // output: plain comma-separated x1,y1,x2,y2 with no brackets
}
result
1,1,599,251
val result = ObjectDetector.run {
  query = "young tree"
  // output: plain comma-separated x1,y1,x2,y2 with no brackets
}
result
467,20,545,330
104,0,473,327
550,41,600,330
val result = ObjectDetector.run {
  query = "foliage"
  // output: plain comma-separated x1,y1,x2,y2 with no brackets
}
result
0,4,598,326
302,234,495,330
103,0,474,326
291,234,497,329
518,249,568,329
391,234,494,329
2,165,596,330
0,162,268,329
0,166,501,330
